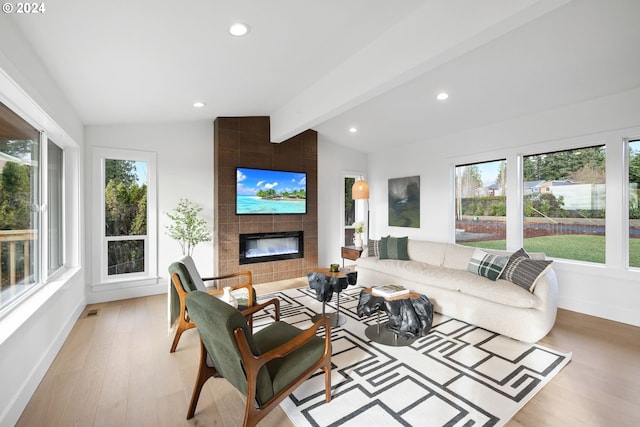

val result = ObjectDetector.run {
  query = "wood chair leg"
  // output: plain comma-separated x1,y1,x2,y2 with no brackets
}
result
170,319,194,353
187,340,218,419
324,365,332,403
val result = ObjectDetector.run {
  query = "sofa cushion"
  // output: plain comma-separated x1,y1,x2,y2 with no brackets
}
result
379,236,409,260
500,249,553,292
407,240,448,266
467,248,509,281
442,244,476,270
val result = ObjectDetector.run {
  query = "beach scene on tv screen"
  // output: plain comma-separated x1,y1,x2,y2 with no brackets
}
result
236,168,306,214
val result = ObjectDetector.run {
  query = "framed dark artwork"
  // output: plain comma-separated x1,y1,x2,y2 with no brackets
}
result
388,175,420,228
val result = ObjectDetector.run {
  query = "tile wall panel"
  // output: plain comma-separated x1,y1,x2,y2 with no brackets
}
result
214,117,318,284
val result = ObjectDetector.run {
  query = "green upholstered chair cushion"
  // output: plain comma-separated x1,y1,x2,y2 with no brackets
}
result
186,291,327,408
185,291,273,405
254,322,326,397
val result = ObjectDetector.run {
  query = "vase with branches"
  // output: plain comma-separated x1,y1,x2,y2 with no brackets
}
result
165,199,212,256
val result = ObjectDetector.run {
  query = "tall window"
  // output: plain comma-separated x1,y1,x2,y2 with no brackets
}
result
523,145,606,263
105,159,147,276
629,139,640,268
344,176,356,246
48,141,63,274
455,160,507,250
92,148,156,286
0,101,64,312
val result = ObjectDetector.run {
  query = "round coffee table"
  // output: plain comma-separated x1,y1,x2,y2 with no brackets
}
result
357,287,433,346
307,267,357,327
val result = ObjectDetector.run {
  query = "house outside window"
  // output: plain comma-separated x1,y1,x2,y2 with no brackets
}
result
523,145,606,263
92,148,157,288
629,139,640,268
455,160,507,250
0,101,64,312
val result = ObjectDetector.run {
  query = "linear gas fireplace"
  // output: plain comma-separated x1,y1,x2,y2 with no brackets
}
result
239,231,304,265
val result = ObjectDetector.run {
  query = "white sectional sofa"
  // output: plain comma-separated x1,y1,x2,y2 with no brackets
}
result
355,239,558,342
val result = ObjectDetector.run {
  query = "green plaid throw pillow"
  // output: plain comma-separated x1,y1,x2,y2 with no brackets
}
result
467,248,509,281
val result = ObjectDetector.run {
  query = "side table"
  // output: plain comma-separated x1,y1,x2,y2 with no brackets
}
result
307,267,358,327
341,245,363,267
357,288,433,346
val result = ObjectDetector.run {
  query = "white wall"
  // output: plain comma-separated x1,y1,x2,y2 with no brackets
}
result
317,137,368,268
84,121,215,303
368,87,640,327
0,13,85,427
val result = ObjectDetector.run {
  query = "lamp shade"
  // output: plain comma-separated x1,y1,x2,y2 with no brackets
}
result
352,178,370,200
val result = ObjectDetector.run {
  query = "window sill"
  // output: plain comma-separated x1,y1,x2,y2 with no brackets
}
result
90,276,161,293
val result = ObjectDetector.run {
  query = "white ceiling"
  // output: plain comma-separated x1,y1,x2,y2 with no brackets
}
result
8,0,640,153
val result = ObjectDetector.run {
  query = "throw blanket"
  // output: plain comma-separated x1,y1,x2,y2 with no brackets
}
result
169,278,180,330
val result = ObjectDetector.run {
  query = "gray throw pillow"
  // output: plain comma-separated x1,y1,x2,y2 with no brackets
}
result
500,248,553,292
367,239,381,257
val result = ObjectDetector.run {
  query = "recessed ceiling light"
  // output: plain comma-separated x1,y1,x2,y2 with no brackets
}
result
437,92,449,101
349,127,358,133
193,101,206,108
229,23,250,36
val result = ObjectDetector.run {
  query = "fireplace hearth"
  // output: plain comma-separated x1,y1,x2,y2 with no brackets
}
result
239,231,304,265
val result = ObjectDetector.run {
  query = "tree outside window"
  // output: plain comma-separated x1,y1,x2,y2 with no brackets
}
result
0,101,58,312
455,160,507,250
104,159,147,275
629,139,640,268
0,140,38,292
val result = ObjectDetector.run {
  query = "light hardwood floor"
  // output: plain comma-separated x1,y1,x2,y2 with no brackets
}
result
17,278,640,427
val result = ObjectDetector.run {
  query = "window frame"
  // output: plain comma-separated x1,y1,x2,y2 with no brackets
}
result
91,147,157,288
342,173,367,247
46,139,65,276
626,137,640,270
451,129,640,274
0,122,67,315
454,159,508,250
520,144,606,264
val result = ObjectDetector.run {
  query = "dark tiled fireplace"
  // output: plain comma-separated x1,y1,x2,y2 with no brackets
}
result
214,116,318,284
239,231,304,265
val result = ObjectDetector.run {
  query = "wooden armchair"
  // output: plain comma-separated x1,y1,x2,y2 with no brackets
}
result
185,290,332,427
168,256,254,353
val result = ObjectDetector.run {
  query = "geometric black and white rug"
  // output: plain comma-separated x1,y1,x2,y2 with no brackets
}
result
254,286,572,427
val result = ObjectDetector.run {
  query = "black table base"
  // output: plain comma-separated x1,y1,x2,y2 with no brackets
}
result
308,269,357,327
357,289,434,345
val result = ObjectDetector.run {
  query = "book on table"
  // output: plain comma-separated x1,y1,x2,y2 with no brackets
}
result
371,284,409,297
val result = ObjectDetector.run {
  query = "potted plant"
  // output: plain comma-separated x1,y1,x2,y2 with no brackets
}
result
165,199,212,256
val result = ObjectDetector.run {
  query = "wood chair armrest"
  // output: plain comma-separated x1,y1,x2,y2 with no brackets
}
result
203,271,254,307
202,270,252,287
240,298,280,321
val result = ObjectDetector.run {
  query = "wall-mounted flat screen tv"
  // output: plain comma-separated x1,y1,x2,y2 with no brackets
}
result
236,167,307,215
